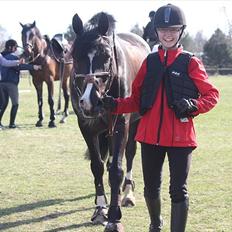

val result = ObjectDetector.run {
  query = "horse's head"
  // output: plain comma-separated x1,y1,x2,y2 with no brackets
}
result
20,21,44,59
72,12,119,118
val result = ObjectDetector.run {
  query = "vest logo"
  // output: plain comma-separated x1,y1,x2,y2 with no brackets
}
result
171,71,181,77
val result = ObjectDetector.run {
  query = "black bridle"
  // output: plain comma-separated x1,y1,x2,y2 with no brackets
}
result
73,33,119,98
22,37,41,63
72,33,120,135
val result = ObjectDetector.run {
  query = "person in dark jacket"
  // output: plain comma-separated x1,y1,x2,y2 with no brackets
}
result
0,53,23,128
102,4,219,232
143,10,158,50
0,39,41,129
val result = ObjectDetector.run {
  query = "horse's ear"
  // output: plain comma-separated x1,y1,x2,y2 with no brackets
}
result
98,12,109,36
20,22,24,28
72,14,83,36
32,21,36,27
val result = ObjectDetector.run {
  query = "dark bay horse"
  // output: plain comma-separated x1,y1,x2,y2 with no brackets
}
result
20,21,73,127
70,12,150,232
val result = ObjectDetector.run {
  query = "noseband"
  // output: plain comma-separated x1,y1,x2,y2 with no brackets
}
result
73,69,114,97
23,36,41,63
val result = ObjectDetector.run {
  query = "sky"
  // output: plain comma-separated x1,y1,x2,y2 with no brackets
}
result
1,0,232,46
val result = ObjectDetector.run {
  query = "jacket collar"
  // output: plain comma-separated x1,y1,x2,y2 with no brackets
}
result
158,45,183,66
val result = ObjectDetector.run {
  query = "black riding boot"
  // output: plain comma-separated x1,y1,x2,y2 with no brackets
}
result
145,197,163,232
9,104,18,128
170,198,189,232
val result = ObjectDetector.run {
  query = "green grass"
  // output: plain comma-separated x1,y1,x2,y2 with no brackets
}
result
0,75,231,232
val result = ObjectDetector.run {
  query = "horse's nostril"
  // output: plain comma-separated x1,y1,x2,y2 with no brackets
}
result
80,99,84,106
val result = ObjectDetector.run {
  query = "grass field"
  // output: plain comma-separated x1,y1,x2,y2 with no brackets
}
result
0,75,231,232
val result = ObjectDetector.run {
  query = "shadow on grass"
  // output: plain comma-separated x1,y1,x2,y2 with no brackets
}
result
0,123,48,131
44,222,97,232
1,123,70,130
0,194,95,217
0,194,95,230
0,209,91,230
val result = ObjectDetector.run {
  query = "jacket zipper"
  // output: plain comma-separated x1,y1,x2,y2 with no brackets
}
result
156,51,168,145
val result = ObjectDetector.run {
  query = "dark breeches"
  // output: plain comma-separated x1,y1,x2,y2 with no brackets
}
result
141,143,193,203
0,83,18,122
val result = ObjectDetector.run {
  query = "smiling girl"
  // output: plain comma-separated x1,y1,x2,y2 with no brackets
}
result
102,4,219,231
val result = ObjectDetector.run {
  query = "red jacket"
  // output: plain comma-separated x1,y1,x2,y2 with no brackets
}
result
114,46,219,147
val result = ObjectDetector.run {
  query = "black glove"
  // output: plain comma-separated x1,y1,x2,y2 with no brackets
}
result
173,98,198,118
102,95,117,111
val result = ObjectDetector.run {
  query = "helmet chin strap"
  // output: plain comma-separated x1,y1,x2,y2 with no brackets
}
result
174,26,185,47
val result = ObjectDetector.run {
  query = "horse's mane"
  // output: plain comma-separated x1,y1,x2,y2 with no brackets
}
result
85,12,116,35
72,12,116,60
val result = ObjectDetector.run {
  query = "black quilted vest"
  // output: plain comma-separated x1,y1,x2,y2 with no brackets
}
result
140,51,199,115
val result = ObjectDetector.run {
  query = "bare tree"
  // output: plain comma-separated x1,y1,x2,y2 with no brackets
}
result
0,25,9,51
222,6,232,38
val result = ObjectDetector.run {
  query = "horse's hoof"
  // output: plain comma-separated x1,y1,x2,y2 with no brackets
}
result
35,121,43,127
121,197,135,207
59,116,66,124
91,206,108,226
48,121,56,128
104,222,124,232
59,119,65,124
122,179,135,207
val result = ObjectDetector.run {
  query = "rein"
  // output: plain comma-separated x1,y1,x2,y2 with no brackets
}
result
106,32,119,136
27,53,41,64
24,39,42,64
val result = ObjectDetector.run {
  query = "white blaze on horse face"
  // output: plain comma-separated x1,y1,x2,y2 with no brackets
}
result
26,30,31,46
79,51,96,111
80,83,93,111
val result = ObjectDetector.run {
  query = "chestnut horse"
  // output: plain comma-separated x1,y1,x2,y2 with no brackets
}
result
20,21,73,127
70,12,150,232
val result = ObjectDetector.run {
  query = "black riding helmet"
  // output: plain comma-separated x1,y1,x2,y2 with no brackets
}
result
5,39,18,49
154,4,186,48
154,3,186,28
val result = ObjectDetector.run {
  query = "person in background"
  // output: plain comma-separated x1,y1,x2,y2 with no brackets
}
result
0,39,41,129
102,3,219,232
0,52,24,130
143,10,158,50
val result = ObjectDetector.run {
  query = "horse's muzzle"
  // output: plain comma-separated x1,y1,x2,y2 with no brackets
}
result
79,99,105,118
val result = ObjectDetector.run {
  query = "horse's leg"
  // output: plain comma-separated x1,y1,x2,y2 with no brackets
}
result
99,131,110,162
79,123,108,225
121,119,139,207
105,116,127,232
46,80,56,128
34,81,44,127
60,76,70,123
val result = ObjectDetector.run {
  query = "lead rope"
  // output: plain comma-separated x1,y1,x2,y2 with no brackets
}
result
26,39,41,64
107,33,120,136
